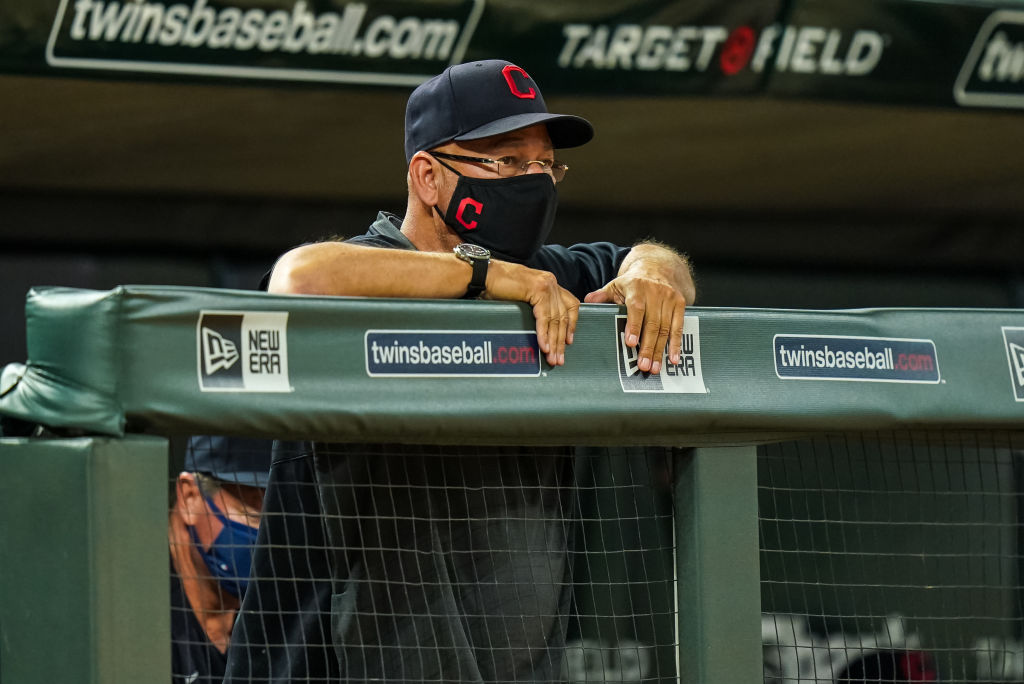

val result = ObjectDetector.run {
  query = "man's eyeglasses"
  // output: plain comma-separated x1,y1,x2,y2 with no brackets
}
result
428,151,569,183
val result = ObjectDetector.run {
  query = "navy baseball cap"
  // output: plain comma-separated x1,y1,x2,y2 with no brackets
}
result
404,59,594,162
184,436,273,488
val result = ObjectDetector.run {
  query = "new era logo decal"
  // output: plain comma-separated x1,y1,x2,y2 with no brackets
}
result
197,311,291,393
201,326,240,376
615,315,707,394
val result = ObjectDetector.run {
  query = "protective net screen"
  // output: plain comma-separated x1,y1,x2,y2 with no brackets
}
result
168,430,1024,683
760,432,1024,684
168,439,677,684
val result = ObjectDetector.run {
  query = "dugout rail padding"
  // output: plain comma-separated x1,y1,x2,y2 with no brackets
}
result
2,285,1024,684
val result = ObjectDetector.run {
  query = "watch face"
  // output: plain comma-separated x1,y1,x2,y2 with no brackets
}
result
457,243,490,259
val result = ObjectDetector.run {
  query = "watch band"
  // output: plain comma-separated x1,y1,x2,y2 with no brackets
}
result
454,243,490,299
465,257,488,299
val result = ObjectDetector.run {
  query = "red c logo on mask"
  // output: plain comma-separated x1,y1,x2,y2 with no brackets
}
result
502,65,536,99
456,197,483,230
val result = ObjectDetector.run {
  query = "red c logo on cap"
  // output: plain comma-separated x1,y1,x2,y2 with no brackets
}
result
502,65,536,99
456,197,483,230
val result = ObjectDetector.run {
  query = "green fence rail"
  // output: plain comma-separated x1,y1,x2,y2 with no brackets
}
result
2,286,1023,684
3,286,1023,441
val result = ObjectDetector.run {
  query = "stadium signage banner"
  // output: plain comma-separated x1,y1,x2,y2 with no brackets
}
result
774,334,941,384
954,10,1024,109
365,329,541,377
197,310,291,392
1,0,1022,109
45,0,485,85
556,23,885,78
615,315,707,394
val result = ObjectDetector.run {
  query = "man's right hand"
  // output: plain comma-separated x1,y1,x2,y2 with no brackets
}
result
483,260,579,368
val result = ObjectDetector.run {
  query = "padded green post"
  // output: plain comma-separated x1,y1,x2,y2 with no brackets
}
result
0,435,169,684
675,446,761,683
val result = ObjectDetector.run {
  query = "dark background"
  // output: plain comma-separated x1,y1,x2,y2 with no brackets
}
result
2,72,1023,366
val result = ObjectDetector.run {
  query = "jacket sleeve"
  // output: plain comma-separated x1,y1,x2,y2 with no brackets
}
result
530,242,631,300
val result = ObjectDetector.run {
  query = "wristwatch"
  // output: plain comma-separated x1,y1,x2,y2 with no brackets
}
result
453,243,491,299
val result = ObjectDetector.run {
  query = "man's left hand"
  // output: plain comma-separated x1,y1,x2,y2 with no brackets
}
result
583,242,695,374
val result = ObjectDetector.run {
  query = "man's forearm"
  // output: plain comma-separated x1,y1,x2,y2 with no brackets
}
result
267,241,476,298
618,240,696,305
267,240,582,367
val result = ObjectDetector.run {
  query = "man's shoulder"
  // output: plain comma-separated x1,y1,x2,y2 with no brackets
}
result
345,233,403,249
344,211,414,250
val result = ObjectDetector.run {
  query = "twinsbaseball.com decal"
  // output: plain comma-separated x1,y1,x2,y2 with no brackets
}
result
774,334,940,384
197,310,291,392
365,330,541,377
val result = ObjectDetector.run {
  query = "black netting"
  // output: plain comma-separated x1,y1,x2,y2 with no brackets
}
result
760,432,1024,684
170,441,677,684
167,430,1024,684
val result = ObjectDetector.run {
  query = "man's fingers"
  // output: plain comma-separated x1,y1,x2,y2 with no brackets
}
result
637,302,668,374
547,307,565,366
535,315,550,355
668,299,687,365
583,288,610,304
533,284,578,367
650,298,676,374
566,299,580,345
536,314,563,367
624,295,646,353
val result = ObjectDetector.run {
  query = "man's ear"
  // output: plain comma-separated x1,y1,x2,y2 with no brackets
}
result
408,151,442,208
176,472,206,527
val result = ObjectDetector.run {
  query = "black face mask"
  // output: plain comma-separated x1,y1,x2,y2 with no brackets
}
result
433,162,558,263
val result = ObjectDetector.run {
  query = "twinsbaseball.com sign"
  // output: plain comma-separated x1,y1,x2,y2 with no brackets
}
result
365,330,541,377
46,0,484,85
954,9,1024,109
774,334,941,384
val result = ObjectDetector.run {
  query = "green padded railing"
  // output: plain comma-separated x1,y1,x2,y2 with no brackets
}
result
2,286,1024,684
3,286,1022,442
